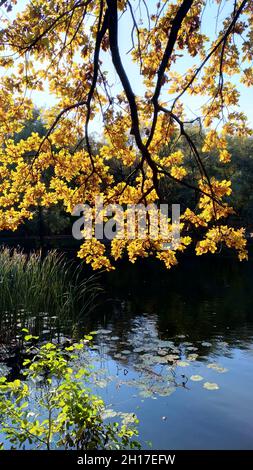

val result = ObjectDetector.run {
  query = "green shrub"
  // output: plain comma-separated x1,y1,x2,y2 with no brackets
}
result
0,335,140,450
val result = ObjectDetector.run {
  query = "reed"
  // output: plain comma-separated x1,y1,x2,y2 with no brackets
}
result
0,247,101,318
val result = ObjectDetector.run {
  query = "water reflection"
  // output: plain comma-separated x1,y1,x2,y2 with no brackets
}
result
1,257,253,448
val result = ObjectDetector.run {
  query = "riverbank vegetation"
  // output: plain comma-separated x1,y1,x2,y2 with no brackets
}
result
0,247,102,349
0,247,101,317
0,334,139,450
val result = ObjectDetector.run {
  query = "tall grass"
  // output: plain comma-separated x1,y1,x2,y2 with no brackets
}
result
0,247,102,318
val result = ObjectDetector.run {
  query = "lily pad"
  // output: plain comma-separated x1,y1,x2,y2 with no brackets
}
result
158,340,174,348
133,347,145,353
114,353,123,359
187,353,199,361
190,375,203,382
154,356,168,364
96,329,112,335
166,354,179,361
101,409,118,420
119,412,137,425
177,360,189,367
141,354,155,365
157,349,168,356
139,390,154,398
207,363,228,373
95,379,108,388
203,382,219,390
158,387,176,397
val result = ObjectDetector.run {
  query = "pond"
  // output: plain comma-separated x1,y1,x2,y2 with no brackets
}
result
1,256,253,449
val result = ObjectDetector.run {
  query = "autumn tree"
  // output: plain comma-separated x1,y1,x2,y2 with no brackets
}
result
0,0,252,269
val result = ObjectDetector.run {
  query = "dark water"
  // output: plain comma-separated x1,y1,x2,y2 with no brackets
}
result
1,256,253,449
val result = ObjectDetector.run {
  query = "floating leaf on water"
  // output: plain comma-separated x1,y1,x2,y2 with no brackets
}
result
139,390,154,398
96,329,112,335
157,349,168,356
207,363,218,369
171,347,180,354
186,346,198,352
101,409,118,420
141,354,155,365
187,353,199,361
133,347,145,353
201,341,212,347
203,382,219,390
119,412,137,425
166,354,179,362
158,340,174,348
95,379,108,388
177,361,189,367
154,356,168,364
190,375,203,382
157,387,176,397
121,379,137,387
207,363,228,373
114,353,123,359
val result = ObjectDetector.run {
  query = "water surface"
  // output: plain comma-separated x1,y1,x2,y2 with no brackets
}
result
1,257,253,449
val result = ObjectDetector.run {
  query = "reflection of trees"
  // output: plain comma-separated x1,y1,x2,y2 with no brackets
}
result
100,257,253,354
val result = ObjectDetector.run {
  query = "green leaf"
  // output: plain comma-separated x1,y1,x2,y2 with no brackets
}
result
24,335,33,341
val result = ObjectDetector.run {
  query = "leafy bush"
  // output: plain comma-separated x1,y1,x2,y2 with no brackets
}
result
0,335,140,450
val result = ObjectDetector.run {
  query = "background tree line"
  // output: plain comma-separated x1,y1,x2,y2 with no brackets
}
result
1,110,253,245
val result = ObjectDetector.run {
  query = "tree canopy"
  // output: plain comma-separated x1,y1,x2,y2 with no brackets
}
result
0,0,252,269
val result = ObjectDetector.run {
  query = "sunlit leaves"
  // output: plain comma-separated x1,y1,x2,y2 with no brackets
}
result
0,0,251,269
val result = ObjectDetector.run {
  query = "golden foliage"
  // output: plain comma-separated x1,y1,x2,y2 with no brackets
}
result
0,0,251,268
